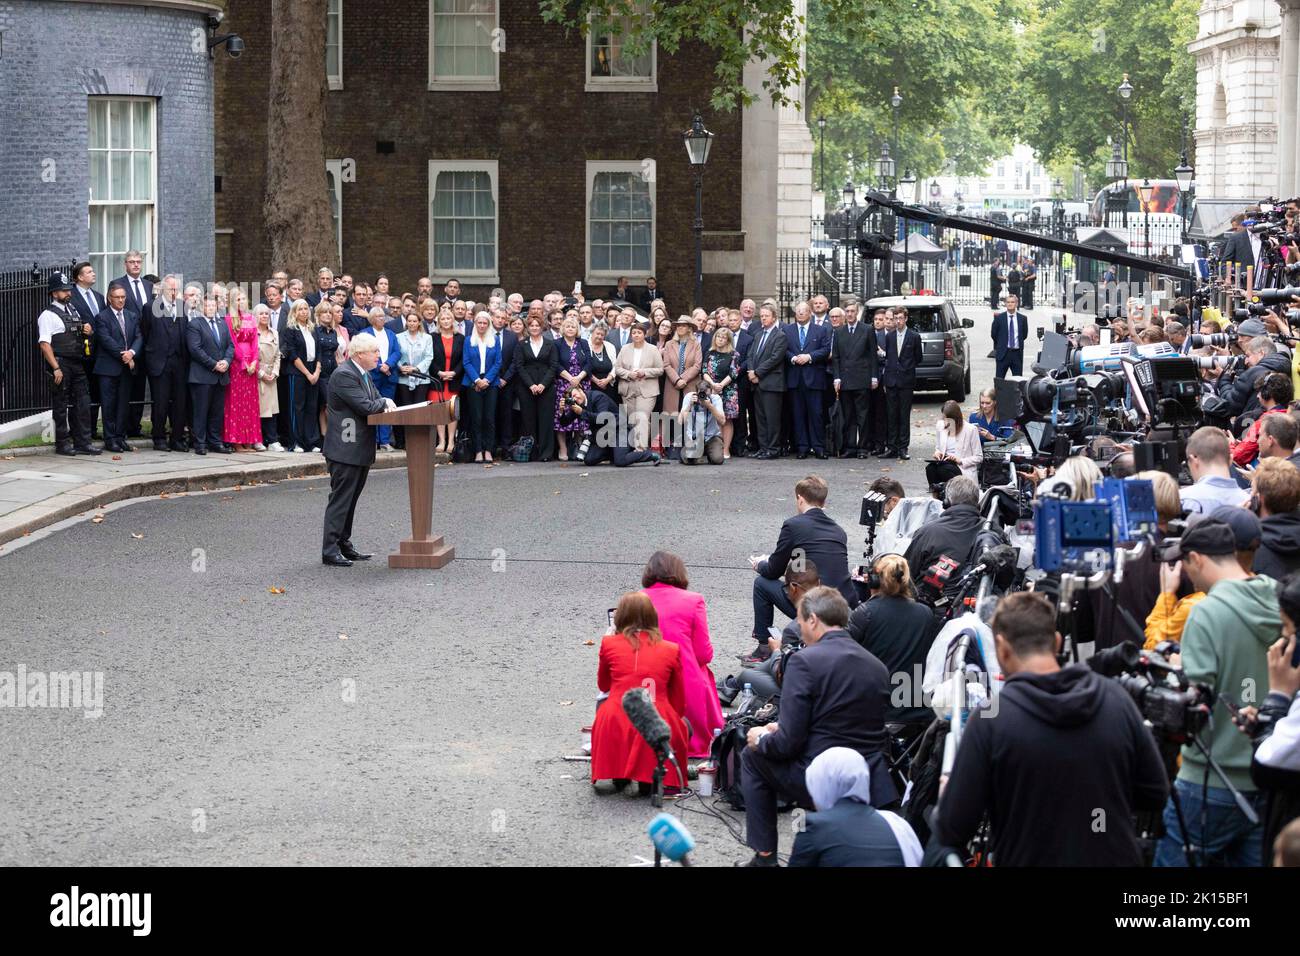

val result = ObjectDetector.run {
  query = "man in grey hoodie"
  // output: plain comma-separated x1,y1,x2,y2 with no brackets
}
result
1154,519,1279,866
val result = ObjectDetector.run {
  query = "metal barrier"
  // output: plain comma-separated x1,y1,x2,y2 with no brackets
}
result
0,264,74,426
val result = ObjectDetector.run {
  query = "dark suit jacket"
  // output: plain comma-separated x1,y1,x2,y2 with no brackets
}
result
758,507,855,606
606,326,635,354
748,323,789,393
496,328,518,384
92,307,143,377
71,287,106,359
755,630,897,808
281,327,320,377
991,310,1030,360
783,321,831,390
1220,229,1256,271
143,299,189,377
113,275,154,316
831,321,878,390
733,327,754,368
788,799,909,867
512,336,559,389
186,315,235,385
636,288,658,311
430,331,466,393
881,327,923,389
323,360,389,466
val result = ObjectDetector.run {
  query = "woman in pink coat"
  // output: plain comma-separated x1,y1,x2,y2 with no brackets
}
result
640,550,725,757
223,291,262,449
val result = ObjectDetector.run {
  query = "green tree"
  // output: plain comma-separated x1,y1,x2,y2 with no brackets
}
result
1001,0,1198,189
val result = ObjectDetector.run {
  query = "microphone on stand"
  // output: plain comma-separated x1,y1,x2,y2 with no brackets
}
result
621,688,673,759
647,813,695,866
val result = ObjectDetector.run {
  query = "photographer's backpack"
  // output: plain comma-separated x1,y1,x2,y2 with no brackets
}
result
711,695,780,811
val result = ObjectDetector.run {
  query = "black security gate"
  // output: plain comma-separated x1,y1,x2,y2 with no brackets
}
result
0,263,75,426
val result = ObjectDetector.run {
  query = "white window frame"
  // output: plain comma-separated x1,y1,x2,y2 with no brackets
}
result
326,159,344,268
585,161,655,285
88,96,158,293
327,0,343,90
427,160,500,284
427,0,500,92
585,6,657,92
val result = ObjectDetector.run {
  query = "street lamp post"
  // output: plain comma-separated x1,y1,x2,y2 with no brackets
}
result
1118,73,1133,228
1052,177,1065,294
1105,133,1128,231
898,170,916,291
816,115,826,194
1175,117,1194,244
842,179,856,292
682,113,714,309
1138,178,1154,261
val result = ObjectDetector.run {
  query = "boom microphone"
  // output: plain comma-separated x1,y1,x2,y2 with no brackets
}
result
622,688,672,758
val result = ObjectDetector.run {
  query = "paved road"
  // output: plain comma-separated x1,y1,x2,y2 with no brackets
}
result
0,305,1063,866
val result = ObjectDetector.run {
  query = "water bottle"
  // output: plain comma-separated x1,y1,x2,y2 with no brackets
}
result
735,682,754,715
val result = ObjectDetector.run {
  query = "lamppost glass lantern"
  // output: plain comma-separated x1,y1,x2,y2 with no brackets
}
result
874,143,894,184
682,113,714,167
890,86,902,110
898,171,917,205
1137,178,1154,207
842,179,855,208
1175,158,1194,194
1105,138,1127,181
1052,177,1064,198
1118,73,1133,100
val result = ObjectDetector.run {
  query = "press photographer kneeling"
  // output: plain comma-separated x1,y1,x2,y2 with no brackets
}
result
562,386,661,467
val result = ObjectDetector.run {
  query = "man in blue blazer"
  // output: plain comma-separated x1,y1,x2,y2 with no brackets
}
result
186,299,235,454
92,284,144,453
783,303,832,458
991,293,1029,378
880,309,924,460
737,585,897,867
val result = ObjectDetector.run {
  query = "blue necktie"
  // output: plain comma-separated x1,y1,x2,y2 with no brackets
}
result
799,324,807,350
1008,313,1017,350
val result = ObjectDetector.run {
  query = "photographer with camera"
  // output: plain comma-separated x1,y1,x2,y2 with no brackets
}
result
933,592,1169,866
563,387,661,467
1153,518,1279,866
737,586,896,866
678,380,726,465
1222,337,1292,429
1235,573,1300,865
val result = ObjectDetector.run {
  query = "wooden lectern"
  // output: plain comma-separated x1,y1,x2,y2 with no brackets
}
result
368,400,456,569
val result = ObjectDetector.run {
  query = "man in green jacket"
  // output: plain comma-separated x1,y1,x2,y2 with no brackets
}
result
1154,518,1278,866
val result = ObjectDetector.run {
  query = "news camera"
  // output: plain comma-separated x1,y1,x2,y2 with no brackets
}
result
1088,641,1212,743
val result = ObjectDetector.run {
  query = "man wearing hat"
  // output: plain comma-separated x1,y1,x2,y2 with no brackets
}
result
1154,516,1277,867
36,272,100,456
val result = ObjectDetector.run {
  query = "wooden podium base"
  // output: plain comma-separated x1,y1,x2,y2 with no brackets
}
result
388,536,456,569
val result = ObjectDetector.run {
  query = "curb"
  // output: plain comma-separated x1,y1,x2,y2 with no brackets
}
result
0,451,422,549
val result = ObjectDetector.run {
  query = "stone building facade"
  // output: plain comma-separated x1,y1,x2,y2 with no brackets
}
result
0,0,220,285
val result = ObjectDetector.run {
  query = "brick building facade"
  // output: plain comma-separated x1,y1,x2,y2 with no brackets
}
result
0,0,220,285
213,1,775,307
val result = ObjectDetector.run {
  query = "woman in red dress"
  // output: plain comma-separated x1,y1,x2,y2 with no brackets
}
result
429,309,463,453
591,592,690,792
223,291,262,450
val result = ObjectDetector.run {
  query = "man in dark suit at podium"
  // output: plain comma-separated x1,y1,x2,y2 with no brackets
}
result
322,336,396,567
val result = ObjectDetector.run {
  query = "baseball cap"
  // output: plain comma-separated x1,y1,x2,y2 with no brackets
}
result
1160,517,1238,561
1209,505,1262,551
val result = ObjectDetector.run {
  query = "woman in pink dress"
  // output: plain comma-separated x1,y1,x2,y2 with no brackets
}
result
223,291,262,450
640,550,725,757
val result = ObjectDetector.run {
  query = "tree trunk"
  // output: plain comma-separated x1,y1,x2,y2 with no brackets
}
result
264,0,336,281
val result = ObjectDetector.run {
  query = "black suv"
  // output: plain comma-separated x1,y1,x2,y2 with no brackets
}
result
866,295,973,401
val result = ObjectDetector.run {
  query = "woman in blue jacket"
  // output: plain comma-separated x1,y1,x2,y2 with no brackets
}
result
462,311,502,463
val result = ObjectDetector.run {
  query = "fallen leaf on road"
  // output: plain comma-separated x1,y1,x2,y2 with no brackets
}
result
582,639,594,646
558,700,574,706
22,531,30,537
130,533,143,540
111,455,121,461
220,496,233,501
268,586,286,594
579,472,589,477
158,492,169,499
91,515,105,524
338,632,348,641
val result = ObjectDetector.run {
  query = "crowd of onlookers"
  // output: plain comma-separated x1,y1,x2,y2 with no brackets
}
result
42,260,941,467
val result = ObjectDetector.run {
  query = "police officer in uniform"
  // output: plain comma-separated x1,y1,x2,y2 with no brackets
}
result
36,272,102,456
